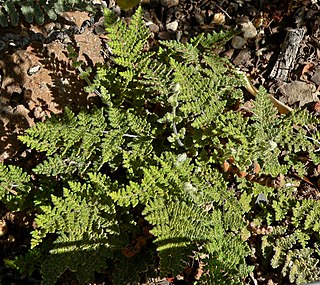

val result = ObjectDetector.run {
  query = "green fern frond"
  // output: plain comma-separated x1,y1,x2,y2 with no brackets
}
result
292,199,320,233
31,181,117,248
41,245,112,285
106,7,150,67
20,107,108,176
5,6,320,285
30,179,118,284
198,30,238,51
282,248,320,284
201,233,253,285
0,163,31,210
143,198,212,275
160,40,200,65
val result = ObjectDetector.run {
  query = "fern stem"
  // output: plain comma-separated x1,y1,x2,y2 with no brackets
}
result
171,90,185,147
172,121,184,147
123,134,139,138
303,135,320,146
78,66,102,97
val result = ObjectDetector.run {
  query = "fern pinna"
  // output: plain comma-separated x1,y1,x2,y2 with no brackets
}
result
1,6,320,285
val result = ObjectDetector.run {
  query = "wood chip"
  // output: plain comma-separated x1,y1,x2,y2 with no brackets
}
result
270,27,307,81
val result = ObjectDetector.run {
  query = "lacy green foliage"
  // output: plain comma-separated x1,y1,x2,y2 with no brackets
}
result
144,198,210,276
19,105,155,178
114,151,253,280
254,92,319,176
0,0,95,26
0,164,31,210
3,6,320,285
19,107,108,176
111,246,157,285
30,176,119,284
261,227,320,284
4,246,47,276
250,185,320,285
201,234,254,285
222,87,319,176
90,7,163,104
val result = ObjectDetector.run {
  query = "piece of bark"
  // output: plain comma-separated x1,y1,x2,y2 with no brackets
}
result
270,27,307,81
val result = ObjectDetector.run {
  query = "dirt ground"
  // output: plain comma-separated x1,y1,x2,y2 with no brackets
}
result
0,10,104,162
0,0,320,284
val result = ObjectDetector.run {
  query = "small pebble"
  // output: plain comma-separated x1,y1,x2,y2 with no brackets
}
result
7,235,15,242
241,21,257,39
195,13,205,25
34,106,43,119
149,23,160,33
212,13,225,25
231,36,246,49
166,21,179,32
28,65,41,76
0,220,7,237
158,31,175,40
160,0,179,7
311,68,320,85
313,101,320,113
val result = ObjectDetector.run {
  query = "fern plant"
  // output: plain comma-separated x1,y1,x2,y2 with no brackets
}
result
1,6,320,285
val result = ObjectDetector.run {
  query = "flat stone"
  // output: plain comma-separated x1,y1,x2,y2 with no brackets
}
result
311,67,320,86
231,36,246,49
278,80,317,107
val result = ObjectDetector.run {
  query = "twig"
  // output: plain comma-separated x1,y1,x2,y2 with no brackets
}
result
214,3,232,20
239,70,293,114
2,185,18,195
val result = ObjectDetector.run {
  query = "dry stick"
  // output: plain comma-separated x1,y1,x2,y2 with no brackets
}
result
3,185,18,195
240,71,293,114
269,27,307,81
214,3,232,20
